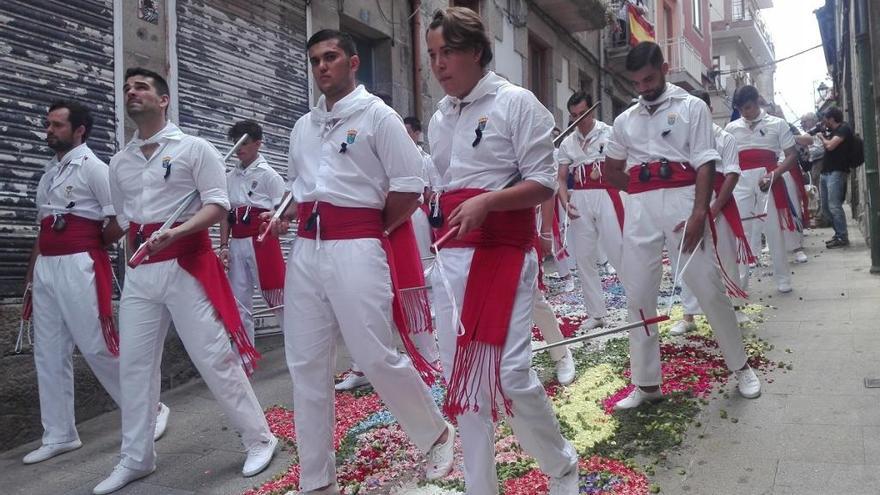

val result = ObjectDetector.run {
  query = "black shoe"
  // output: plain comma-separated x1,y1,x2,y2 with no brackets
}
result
826,238,850,248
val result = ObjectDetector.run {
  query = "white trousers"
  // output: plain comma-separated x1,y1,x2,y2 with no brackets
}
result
32,253,122,445
735,168,791,289
118,260,272,471
680,212,746,314
618,187,748,386
567,190,623,319
432,248,577,495
532,290,568,362
781,172,805,251
285,238,447,492
228,237,284,345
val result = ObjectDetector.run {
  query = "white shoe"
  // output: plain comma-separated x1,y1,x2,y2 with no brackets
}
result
555,349,576,385
669,320,697,336
605,262,617,275
93,463,155,494
579,317,604,332
735,366,761,398
549,463,579,494
762,245,770,254
242,435,278,477
425,422,455,481
154,403,170,441
334,371,370,391
561,277,575,293
735,310,751,326
612,387,663,411
22,439,82,464
777,282,793,293
793,250,808,263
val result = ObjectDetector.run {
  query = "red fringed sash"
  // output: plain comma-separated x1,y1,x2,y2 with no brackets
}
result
572,162,625,231
230,206,285,307
129,222,260,374
39,214,118,356
295,201,438,385
739,149,797,232
437,189,536,421
712,174,757,265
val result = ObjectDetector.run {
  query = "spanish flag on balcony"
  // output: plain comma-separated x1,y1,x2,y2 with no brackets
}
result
629,4,655,46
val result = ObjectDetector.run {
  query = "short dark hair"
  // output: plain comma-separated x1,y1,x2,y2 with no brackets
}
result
625,42,665,72
428,7,493,68
48,100,94,141
824,106,844,123
124,67,169,96
690,89,711,107
403,116,422,132
307,29,358,57
566,91,593,111
732,85,760,109
228,120,263,142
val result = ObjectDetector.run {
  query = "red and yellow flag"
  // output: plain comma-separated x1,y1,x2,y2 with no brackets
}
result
629,4,656,46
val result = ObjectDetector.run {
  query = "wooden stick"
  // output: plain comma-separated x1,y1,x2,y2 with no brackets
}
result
532,315,670,353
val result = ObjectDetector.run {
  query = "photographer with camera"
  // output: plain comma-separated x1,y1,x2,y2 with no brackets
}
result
816,106,852,248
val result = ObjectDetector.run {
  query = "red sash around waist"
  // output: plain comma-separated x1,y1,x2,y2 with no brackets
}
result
626,161,696,194
739,149,797,231
294,201,437,384
38,214,117,356
128,222,260,373
436,189,536,420
571,162,625,231
230,206,284,301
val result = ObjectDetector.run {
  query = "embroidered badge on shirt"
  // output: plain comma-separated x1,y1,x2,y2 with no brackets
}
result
346,129,358,145
667,113,678,126
473,116,489,147
162,156,173,180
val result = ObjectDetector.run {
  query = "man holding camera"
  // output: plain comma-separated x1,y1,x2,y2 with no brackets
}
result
816,106,852,248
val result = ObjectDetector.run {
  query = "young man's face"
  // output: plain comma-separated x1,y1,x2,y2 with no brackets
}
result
426,27,483,99
738,100,762,121
234,137,261,165
405,124,421,144
45,107,81,154
123,75,168,120
308,39,358,98
628,63,668,102
568,100,595,135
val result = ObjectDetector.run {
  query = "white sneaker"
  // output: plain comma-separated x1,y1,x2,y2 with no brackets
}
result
604,262,617,275
777,282,793,293
793,250,808,263
579,317,604,332
549,463,579,494
561,277,575,293
612,387,663,411
425,422,455,481
762,245,770,254
669,320,697,336
555,349,576,385
735,310,751,326
735,366,762,399
22,439,82,464
154,402,170,441
334,371,370,391
242,435,278,477
93,463,155,494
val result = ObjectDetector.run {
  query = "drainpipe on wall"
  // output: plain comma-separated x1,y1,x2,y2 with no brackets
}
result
855,0,880,273
410,0,423,122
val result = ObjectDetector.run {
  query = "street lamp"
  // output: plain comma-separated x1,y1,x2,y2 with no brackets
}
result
817,82,830,100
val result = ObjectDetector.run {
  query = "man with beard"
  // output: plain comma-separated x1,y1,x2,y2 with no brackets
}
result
603,42,761,410
94,68,276,494
22,100,169,466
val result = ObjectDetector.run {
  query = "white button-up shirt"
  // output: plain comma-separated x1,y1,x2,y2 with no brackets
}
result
606,83,720,171
109,122,230,231
36,143,114,222
287,85,424,209
228,154,285,210
427,71,557,192
714,124,741,176
417,144,442,189
556,120,613,168
724,110,795,154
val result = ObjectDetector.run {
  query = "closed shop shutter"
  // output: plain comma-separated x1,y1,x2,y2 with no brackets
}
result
175,0,309,335
0,0,117,298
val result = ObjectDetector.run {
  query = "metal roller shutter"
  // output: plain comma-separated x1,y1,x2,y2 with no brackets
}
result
175,0,309,335
0,0,117,299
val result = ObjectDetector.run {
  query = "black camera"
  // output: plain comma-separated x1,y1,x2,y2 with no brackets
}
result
807,123,825,136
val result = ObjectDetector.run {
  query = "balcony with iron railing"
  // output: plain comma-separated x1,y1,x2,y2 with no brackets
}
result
663,36,708,90
718,0,775,61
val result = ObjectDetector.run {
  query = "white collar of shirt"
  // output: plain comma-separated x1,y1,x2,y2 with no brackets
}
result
125,121,185,150
311,85,379,125
743,109,768,125
437,71,506,115
48,143,90,169
233,153,267,176
636,83,689,114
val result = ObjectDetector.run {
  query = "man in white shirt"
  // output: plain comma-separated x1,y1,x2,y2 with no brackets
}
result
603,42,761,410
671,89,753,334
426,8,578,494
556,92,624,332
218,120,286,350
268,30,454,494
23,100,169,466
94,68,276,494
725,85,799,294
